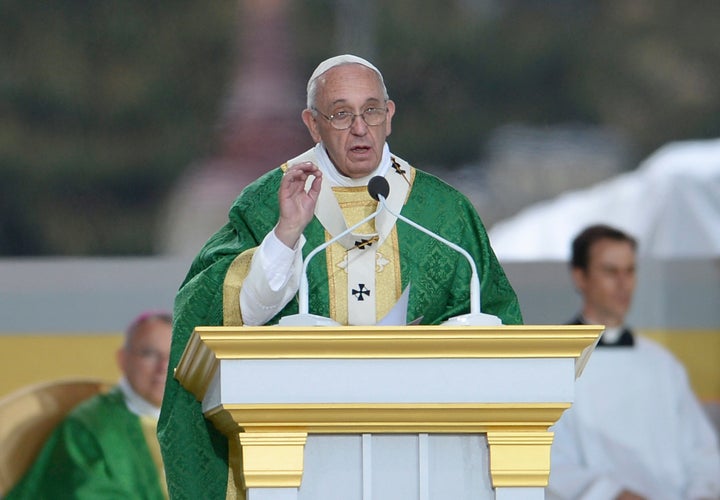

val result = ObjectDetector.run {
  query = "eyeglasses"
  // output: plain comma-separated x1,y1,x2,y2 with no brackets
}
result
313,106,388,130
130,348,169,364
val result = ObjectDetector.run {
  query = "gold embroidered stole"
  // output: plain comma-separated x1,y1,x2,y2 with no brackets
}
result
327,188,402,325
139,415,169,499
220,149,416,328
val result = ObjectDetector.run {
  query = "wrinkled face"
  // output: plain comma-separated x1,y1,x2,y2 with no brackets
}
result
117,318,172,407
572,238,636,327
302,64,395,179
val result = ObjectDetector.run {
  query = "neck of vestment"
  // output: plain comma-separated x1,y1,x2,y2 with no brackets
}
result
289,145,414,325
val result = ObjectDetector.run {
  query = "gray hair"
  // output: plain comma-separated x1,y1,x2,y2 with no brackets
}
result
123,310,172,348
306,54,389,110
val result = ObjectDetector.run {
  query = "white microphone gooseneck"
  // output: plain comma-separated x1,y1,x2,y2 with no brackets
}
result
298,205,384,315
368,176,482,316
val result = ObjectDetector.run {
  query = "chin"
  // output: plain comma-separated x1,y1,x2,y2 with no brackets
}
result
343,158,378,175
349,166,378,179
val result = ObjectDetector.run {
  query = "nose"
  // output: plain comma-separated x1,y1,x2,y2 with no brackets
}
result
617,272,635,296
155,358,170,373
350,114,368,135
156,354,170,371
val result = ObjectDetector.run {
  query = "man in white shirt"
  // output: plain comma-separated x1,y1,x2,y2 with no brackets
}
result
547,224,720,500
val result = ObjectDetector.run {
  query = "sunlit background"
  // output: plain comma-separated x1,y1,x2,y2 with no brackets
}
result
1,0,719,424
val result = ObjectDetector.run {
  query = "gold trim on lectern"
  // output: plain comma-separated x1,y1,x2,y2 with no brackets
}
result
237,432,307,488
175,325,601,401
174,325,603,492
206,402,570,435
487,430,556,487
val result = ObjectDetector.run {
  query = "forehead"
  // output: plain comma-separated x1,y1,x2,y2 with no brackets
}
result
588,239,635,267
316,64,384,104
128,318,171,345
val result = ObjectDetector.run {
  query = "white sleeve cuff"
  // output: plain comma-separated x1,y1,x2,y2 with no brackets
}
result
262,229,304,291
239,228,305,326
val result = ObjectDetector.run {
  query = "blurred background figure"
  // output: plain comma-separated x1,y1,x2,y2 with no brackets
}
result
5,311,173,500
547,225,720,500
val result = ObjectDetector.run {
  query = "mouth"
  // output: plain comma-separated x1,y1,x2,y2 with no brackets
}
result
349,145,371,154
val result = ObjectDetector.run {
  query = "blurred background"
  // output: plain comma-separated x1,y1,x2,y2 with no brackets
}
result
3,0,720,256
1,0,719,422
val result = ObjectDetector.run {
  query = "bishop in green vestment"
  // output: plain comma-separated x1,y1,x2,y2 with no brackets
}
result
6,388,166,500
7,312,172,500
159,54,523,499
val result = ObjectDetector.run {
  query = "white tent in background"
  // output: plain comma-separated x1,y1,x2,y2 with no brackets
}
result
488,138,720,261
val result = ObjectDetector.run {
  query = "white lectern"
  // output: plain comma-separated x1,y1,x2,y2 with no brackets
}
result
175,325,601,500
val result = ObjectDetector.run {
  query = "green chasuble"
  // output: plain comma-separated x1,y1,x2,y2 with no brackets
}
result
158,151,523,499
7,387,166,500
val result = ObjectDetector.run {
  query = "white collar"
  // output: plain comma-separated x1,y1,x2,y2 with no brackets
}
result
581,315,624,344
118,377,161,419
314,142,391,187
601,326,624,344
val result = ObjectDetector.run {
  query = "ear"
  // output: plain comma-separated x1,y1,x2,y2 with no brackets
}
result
302,109,322,143
116,347,127,374
570,267,586,293
384,100,396,137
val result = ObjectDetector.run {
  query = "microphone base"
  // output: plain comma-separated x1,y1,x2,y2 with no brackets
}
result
278,314,341,327
441,313,503,327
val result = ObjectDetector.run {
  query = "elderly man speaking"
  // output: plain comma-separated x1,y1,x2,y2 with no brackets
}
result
159,54,522,499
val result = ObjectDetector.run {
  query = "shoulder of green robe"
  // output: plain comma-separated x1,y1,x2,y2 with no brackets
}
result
178,167,285,291
412,168,472,201
63,386,130,428
407,168,482,221
230,167,284,214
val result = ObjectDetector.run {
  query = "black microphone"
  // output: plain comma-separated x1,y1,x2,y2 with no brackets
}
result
288,175,498,325
366,176,486,319
368,176,390,201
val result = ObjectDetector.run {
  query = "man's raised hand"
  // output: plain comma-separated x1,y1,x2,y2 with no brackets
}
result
275,162,322,248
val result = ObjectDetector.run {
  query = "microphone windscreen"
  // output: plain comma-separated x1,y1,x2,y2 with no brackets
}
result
368,176,390,201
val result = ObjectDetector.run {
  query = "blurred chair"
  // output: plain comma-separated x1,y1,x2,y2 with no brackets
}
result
0,378,112,495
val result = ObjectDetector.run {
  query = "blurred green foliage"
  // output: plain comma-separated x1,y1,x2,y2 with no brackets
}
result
0,0,238,254
2,0,719,255
378,0,720,166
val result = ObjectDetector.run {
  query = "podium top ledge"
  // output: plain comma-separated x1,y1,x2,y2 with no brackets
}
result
183,324,602,359
175,325,603,398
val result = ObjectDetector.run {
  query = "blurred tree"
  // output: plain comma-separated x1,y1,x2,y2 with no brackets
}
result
378,0,591,166
0,0,238,254
575,1,720,154
2,0,719,255
376,0,720,167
